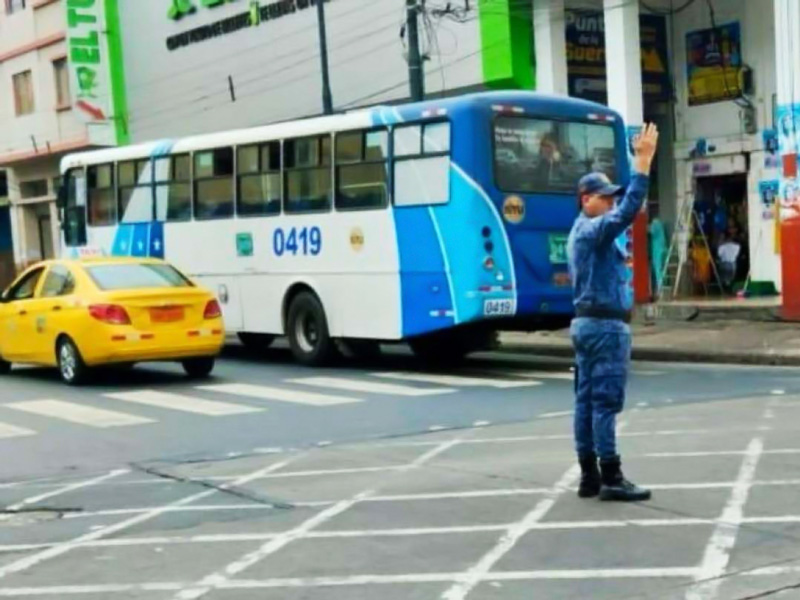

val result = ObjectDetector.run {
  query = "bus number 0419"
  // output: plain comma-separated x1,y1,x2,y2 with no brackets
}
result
273,227,322,257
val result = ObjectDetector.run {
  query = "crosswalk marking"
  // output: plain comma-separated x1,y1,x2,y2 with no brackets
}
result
198,384,361,407
104,390,262,416
0,421,36,439
373,372,540,389
6,400,153,429
288,377,456,397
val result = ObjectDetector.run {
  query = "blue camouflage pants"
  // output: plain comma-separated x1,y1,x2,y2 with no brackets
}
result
570,318,632,460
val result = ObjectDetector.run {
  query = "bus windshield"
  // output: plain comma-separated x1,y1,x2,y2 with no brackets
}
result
494,116,617,194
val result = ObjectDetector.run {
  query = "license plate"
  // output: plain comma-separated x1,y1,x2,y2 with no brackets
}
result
484,299,515,317
150,306,184,323
548,234,569,264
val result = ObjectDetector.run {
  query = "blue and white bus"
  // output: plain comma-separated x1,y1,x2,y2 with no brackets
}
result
59,91,626,365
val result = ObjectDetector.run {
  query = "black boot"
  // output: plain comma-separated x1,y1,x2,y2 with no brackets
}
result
599,456,651,502
577,453,601,498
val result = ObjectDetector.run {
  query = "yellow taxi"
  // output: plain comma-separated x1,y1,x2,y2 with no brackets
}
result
0,257,224,385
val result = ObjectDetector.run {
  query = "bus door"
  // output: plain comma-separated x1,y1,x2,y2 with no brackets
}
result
58,168,88,251
492,114,621,316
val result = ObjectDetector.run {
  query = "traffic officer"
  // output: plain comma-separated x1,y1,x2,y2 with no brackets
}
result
567,123,659,502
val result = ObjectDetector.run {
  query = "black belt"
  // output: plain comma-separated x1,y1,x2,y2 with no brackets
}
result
575,307,632,323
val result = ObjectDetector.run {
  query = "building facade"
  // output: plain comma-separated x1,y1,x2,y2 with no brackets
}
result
0,0,127,273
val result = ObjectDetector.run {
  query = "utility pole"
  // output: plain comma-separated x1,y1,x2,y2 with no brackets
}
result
316,0,333,115
406,0,424,102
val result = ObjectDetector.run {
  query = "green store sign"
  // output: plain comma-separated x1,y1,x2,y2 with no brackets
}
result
168,0,238,21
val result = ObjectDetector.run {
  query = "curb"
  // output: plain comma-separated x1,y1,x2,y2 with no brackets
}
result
498,343,800,367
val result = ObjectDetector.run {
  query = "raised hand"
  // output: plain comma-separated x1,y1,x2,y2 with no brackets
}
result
632,123,659,175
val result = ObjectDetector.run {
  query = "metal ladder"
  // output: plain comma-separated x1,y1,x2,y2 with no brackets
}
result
657,188,723,301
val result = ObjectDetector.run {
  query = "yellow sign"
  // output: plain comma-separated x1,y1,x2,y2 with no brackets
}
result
349,227,365,252
502,196,525,224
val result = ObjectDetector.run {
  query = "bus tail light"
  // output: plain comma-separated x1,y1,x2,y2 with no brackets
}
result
483,256,495,271
89,304,131,325
204,300,222,320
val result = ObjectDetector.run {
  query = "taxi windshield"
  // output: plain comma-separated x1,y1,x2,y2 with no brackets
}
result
86,263,192,291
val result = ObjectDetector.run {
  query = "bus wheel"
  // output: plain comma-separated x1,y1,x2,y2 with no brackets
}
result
341,339,382,361
409,335,469,366
237,332,275,350
287,292,336,366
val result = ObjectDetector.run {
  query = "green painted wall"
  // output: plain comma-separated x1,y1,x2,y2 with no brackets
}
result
478,0,534,90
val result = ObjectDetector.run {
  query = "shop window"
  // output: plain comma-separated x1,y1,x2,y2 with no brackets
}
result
284,136,331,214
154,154,191,222
53,58,70,109
393,121,451,207
4,0,26,14
237,142,281,216
87,164,116,226
335,129,388,210
19,179,48,199
194,148,234,220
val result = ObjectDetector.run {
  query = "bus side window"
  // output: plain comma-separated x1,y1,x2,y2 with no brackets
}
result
393,121,451,207
118,159,154,223
237,142,281,217
63,168,87,247
335,129,388,211
155,154,191,222
284,135,332,214
194,148,234,220
87,164,116,226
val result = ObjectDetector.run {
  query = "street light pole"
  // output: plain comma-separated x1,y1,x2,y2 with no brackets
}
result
316,0,334,114
406,0,425,102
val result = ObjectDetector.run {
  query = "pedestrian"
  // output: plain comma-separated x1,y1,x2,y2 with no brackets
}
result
717,234,741,292
566,122,659,502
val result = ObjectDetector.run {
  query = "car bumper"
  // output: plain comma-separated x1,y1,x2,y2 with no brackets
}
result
79,326,224,366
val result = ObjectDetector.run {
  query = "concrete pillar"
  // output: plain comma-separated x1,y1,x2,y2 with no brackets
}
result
603,0,643,126
775,0,800,311
533,0,568,95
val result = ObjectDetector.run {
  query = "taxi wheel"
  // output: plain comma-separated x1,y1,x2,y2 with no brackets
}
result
0,357,10,375
287,292,336,366
182,357,215,379
57,338,89,386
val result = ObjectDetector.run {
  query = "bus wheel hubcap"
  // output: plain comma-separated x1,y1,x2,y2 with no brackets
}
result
296,312,318,354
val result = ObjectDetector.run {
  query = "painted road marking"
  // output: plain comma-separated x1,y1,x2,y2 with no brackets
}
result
506,370,574,381
104,391,262,417
0,420,36,439
287,377,456,397
198,383,361,406
373,372,539,389
6,400,153,428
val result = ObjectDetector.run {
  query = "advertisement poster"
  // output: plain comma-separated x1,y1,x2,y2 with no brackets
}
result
763,129,780,169
565,11,670,102
776,104,800,155
686,22,742,106
759,180,779,208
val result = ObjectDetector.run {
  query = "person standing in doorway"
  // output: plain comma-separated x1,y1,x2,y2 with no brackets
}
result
567,123,659,502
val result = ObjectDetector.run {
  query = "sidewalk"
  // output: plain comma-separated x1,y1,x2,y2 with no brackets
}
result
499,319,800,366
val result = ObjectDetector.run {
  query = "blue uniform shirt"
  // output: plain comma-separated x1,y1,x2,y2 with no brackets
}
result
567,173,650,315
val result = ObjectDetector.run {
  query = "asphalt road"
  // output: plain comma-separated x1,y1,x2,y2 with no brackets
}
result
1,344,800,599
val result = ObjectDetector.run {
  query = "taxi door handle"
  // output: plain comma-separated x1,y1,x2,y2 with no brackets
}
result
52,306,62,312
17,310,27,316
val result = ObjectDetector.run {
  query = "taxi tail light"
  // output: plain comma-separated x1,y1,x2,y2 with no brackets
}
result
204,300,222,320
89,304,131,325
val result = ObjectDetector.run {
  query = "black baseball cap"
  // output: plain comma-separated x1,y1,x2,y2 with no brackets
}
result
577,172,623,198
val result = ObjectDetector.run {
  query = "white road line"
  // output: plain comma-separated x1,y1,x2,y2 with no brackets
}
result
0,469,128,520
647,449,800,458
370,489,549,502
686,437,763,600
6,400,153,428
505,370,573,381
0,421,36,439
373,372,539,389
0,457,295,581
441,464,581,600
287,376,456,397
197,383,361,406
538,410,574,419
105,390,262,416
172,439,462,600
